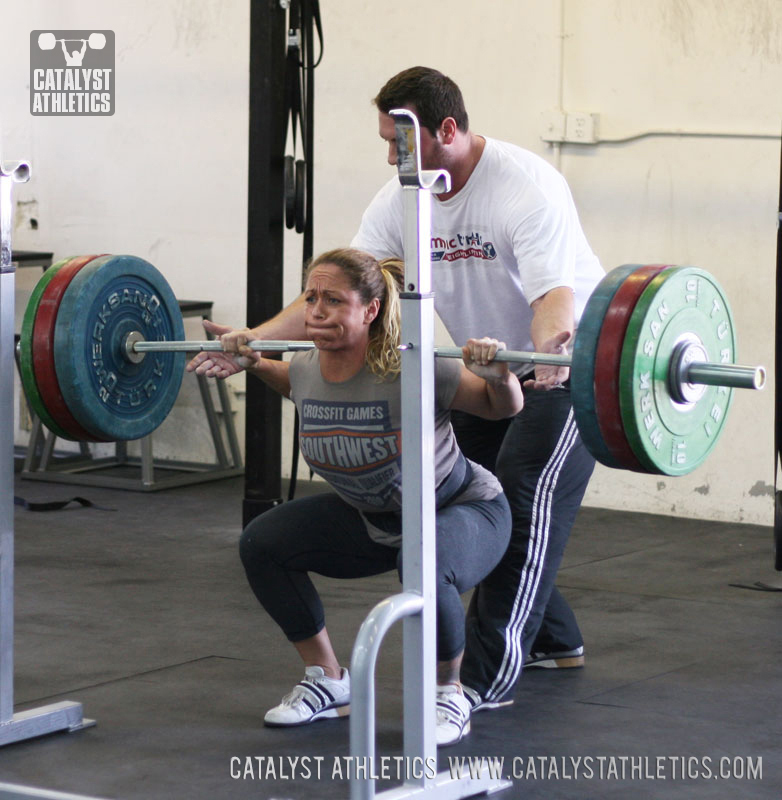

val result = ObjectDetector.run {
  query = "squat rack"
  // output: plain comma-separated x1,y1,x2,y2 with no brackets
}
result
347,110,512,800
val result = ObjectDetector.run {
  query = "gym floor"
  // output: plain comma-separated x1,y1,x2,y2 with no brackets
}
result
1,471,780,799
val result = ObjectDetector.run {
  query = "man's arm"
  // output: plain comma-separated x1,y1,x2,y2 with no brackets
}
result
244,293,308,341
524,286,574,390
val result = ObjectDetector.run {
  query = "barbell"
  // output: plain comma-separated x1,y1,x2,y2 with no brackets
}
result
18,254,765,476
37,32,106,51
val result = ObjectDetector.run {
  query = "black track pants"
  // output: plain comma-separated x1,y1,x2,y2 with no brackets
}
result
453,383,595,703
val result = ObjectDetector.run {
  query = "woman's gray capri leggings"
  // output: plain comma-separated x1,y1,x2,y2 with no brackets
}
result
239,491,511,661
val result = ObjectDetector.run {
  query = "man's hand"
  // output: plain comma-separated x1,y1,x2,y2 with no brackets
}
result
523,330,571,390
186,320,260,379
461,337,509,382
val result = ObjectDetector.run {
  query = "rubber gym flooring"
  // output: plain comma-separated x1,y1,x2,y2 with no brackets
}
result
2,471,780,799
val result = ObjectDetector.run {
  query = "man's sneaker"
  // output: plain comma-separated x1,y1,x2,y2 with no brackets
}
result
436,684,471,746
264,666,350,727
462,685,514,714
524,646,584,669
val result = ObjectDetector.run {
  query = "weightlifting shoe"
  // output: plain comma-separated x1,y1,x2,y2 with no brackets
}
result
264,665,350,727
462,685,514,714
435,684,471,746
524,646,584,669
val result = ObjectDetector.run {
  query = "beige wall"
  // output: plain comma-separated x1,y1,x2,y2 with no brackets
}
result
3,0,780,523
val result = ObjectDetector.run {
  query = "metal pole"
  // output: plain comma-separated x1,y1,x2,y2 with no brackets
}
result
0,167,18,724
0,159,93,747
398,148,442,796
349,592,424,800
685,362,765,391
346,109,512,800
243,0,287,527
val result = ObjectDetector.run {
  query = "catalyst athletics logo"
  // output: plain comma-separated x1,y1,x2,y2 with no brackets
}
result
30,30,115,116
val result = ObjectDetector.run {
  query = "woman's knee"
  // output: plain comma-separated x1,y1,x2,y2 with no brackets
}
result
238,511,289,570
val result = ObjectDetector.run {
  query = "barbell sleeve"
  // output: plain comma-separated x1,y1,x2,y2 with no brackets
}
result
128,338,764,391
685,362,765,391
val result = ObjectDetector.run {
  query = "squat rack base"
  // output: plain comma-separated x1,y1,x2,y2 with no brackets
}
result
0,702,95,748
21,458,244,493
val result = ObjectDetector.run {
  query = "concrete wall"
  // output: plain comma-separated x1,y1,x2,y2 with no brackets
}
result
3,0,780,523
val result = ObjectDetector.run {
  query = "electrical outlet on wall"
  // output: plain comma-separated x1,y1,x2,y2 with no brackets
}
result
540,110,599,144
564,112,598,143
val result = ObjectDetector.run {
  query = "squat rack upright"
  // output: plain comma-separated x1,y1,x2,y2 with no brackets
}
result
0,159,93,746
347,110,512,800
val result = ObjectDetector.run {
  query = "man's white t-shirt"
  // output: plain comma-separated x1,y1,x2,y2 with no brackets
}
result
352,137,605,367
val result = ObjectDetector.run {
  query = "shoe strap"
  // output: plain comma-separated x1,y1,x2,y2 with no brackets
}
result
282,676,339,710
436,693,468,723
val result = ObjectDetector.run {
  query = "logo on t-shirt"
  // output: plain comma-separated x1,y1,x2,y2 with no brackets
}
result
299,399,402,508
431,231,497,263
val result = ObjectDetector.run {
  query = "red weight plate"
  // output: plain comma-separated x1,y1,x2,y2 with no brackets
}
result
32,254,112,442
593,265,671,471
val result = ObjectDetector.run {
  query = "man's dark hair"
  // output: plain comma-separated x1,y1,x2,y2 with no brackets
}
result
373,67,469,136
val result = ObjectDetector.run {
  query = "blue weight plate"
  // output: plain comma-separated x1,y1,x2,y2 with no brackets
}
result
570,264,639,468
53,255,185,441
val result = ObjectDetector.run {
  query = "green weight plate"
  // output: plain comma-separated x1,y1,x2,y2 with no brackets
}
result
618,267,736,476
19,257,80,440
593,265,672,472
571,264,639,468
53,255,186,441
